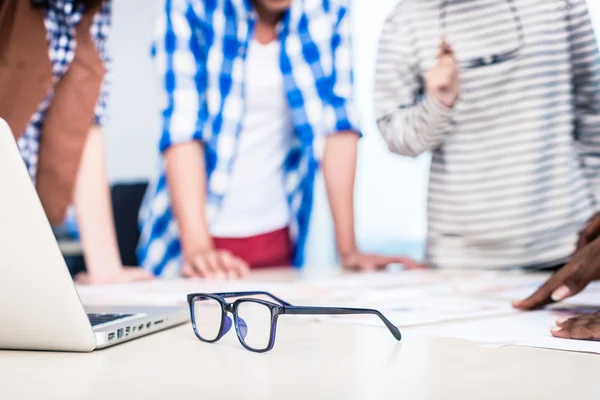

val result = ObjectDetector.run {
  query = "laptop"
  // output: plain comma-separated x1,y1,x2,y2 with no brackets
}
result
0,118,188,352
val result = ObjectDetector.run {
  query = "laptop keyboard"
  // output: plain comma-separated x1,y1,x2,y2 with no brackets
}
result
87,313,134,327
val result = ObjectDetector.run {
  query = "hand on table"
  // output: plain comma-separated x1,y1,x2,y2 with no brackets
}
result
425,38,460,108
513,239,600,310
183,249,250,280
341,251,425,272
75,267,154,285
550,311,600,340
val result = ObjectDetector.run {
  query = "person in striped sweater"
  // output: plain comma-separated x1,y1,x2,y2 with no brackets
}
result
375,0,600,270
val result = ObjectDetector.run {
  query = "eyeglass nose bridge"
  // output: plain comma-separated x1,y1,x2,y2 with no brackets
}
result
220,304,248,341
219,303,235,337
224,303,235,313
219,314,248,341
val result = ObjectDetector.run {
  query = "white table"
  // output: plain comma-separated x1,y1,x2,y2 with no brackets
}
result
2,270,600,400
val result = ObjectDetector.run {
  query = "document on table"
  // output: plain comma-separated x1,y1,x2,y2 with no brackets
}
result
319,295,519,327
75,279,300,306
417,306,600,354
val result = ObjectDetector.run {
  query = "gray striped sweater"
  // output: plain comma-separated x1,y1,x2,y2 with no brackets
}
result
375,0,600,269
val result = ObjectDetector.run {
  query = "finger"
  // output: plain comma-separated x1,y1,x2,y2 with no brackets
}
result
513,262,582,310
550,313,586,336
387,256,426,270
552,318,600,340
181,262,197,278
556,313,593,328
218,252,243,279
439,38,453,59
217,251,236,279
550,316,583,338
555,315,578,327
375,256,406,269
438,39,447,58
554,262,594,302
192,256,215,279
205,252,226,279
232,256,251,278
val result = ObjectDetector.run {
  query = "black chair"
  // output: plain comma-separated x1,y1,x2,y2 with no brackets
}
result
64,181,149,277
111,182,149,266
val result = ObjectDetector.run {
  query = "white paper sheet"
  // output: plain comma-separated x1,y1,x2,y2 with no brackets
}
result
321,295,518,327
76,279,301,306
417,307,600,354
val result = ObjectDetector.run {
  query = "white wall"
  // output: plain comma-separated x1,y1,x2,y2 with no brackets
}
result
104,0,161,181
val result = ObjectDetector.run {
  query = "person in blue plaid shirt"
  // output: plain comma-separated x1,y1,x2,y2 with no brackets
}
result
0,0,152,285
138,0,422,279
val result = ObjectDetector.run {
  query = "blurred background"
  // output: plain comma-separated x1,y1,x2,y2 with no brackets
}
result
102,0,600,269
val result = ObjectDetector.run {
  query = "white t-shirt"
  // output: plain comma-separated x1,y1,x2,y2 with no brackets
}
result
210,39,293,238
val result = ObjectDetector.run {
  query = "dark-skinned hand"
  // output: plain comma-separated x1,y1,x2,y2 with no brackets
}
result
513,238,600,310
550,311,600,340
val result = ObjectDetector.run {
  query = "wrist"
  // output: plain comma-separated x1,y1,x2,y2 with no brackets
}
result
338,244,359,260
429,92,455,110
182,239,214,260
85,262,123,281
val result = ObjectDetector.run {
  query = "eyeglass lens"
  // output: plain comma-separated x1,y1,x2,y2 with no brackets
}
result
235,301,273,351
193,297,223,341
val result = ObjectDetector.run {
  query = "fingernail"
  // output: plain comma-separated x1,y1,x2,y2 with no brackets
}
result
551,285,571,301
556,316,570,324
550,326,562,333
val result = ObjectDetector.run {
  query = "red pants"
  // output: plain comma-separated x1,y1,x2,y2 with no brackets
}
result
213,227,293,269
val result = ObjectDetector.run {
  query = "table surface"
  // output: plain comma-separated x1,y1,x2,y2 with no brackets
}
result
2,270,600,400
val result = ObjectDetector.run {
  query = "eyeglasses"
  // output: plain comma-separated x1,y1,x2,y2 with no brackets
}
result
187,291,401,353
440,0,525,69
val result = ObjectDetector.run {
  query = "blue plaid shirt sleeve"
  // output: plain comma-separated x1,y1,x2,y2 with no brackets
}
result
323,3,360,136
153,0,206,153
91,0,112,127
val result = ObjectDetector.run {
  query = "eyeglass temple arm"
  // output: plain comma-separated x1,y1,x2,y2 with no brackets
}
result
213,291,293,307
282,306,402,341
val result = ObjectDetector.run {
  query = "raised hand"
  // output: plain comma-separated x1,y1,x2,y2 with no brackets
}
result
425,38,460,108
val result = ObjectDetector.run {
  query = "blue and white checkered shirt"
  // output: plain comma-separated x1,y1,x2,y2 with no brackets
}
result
17,0,112,181
138,0,359,277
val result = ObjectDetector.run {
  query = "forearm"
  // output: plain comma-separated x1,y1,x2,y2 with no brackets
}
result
322,132,360,256
375,11,453,157
73,126,122,278
377,95,453,157
164,141,213,257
